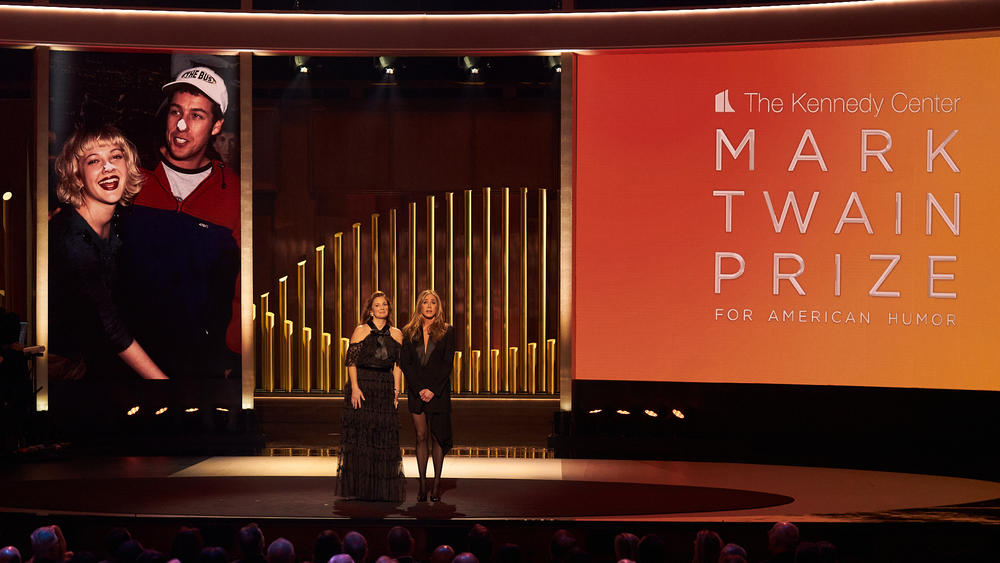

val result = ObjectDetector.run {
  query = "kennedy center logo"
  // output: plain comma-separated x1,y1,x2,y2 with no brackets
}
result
715,89,735,113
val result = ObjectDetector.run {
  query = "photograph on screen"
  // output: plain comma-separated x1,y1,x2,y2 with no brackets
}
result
47,51,242,418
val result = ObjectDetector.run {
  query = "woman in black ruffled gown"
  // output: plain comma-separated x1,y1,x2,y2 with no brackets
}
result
336,290,405,502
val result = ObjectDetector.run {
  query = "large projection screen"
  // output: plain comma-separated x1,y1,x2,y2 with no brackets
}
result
574,34,1000,391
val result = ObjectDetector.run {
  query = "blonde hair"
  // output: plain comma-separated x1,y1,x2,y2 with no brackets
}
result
55,125,143,209
402,289,449,343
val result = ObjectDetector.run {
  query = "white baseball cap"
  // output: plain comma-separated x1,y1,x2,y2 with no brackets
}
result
162,66,228,115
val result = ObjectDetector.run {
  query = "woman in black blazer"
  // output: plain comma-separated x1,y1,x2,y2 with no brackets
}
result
399,289,455,502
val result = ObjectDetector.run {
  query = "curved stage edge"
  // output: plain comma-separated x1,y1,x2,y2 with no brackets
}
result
3,457,998,523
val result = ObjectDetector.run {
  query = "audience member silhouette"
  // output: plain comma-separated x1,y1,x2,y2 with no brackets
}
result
429,545,454,563
198,548,228,563
30,526,68,563
386,528,413,563
373,557,396,563
100,529,132,563
115,541,143,563
452,554,478,563
1,547,22,563
549,531,576,563
265,540,293,563
329,555,353,563
637,535,665,563
719,544,747,561
467,525,492,563
313,531,341,563
613,534,638,563
692,530,722,563
235,525,266,563
342,533,367,563
764,522,799,563
172,528,204,563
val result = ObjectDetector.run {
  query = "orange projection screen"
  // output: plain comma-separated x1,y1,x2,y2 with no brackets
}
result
574,34,1000,391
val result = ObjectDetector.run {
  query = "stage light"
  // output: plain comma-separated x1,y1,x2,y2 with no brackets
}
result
672,408,685,419
298,65,309,74
216,407,230,412
470,67,480,75
385,66,395,75
555,66,562,73
588,408,603,414
616,409,630,415
127,406,140,416
155,407,168,415
185,407,199,413
2,192,11,201
644,409,659,418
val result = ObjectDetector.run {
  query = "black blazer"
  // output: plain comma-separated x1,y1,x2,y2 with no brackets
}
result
399,326,455,414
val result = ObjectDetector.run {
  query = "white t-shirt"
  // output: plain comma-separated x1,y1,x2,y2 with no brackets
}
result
162,161,212,201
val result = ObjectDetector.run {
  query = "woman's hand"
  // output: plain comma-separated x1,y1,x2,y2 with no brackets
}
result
419,388,435,402
351,386,365,409
394,388,400,409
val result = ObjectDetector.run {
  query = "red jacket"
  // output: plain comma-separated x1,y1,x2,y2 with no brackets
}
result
134,160,242,355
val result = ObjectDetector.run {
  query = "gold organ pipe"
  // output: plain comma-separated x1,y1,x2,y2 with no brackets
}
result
489,348,500,393
301,327,312,391
282,320,294,391
337,337,350,390
315,246,325,391
464,190,473,392
408,202,417,316
371,213,380,291
482,187,491,393
427,195,436,291
508,346,518,394
527,342,537,394
296,260,308,391
501,187,510,393
321,333,332,392
546,338,557,393
333,233,344,391
452,351,462,393
352,223,361,325
538,188,548,393
277,276,289,390
265,312,275,392
520,187,529,394
390,209,398,326
258,293,269,391
471,350,481,394
446,192,455,327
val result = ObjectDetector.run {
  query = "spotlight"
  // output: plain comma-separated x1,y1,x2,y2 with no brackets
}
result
2,192,11,201
155,407,168,416
644,409,659,418
616,409,631,415
587,408,603,415
672,408,685,419
555,65,563,73
293,55,310,74
185,407,199,413
298,65,309,74
127,406,140,416
385,66,395,75
216,407,230,413
470,67,479,75
460,56,482,79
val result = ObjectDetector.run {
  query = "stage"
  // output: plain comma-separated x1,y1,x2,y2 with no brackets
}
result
3,455,999,523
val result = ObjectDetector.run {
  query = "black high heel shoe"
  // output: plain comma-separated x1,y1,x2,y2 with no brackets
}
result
430,490,441,502
417,485,428,502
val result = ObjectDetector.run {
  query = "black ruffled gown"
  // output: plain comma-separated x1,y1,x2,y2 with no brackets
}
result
336,320,406,502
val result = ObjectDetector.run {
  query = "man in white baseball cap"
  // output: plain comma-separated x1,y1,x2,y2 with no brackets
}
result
118,65,241,382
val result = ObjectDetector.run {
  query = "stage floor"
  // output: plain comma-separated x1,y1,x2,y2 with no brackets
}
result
3,456,999,523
